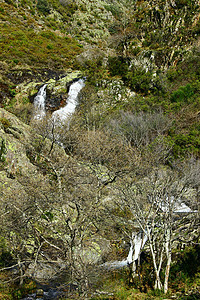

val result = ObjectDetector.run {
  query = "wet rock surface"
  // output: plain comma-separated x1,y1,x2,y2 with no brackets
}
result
6,69,67,85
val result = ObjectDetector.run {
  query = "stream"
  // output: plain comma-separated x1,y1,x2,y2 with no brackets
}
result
52,78,85,122
33,78,85,122
31,78,196,299
34,84,47,119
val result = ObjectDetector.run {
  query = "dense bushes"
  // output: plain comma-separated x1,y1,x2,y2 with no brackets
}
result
107,110,172,148
127,67,153,94
170,132,200,157
170,246,200,291
36,0,50,15
171,84,194,103
0,25,82,68
108,57,155,94
108,56,129,80
0,2,83,68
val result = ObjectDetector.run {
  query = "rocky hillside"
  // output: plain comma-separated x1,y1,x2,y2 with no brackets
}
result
0,0,200,299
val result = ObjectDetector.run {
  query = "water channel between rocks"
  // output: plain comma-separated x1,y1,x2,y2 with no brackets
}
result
30,78,196,300
34,78,85,121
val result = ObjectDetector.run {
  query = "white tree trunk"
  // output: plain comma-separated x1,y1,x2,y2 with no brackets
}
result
164,253,171,293
164,227,172,294
154,274,162,290
147,227,163,290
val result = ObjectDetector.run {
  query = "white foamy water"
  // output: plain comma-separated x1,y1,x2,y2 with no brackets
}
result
34,84,47,119
158,196,195,213
101,232,148,269
33,79,85,123
52,79,85,123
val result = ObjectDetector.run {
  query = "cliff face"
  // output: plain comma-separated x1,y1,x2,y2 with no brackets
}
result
0,107,65,199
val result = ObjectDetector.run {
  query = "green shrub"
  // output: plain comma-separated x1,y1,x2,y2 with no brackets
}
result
13,58,19,64
4,0,15,5
170,245,200,291
127,67,153,94
0,117,11,129
46,44,53,49
41,30,56,40
9,87,16,97
170,132,200,157
166,68,182,82
108,56,129,80
37,0,50,15
104,4,122,19
41,211,54,221
171,84,194,103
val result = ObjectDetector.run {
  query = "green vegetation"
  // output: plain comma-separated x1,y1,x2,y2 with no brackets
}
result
0,0,200,298
0,117,11,129
36,0,50,15
0,2,82,68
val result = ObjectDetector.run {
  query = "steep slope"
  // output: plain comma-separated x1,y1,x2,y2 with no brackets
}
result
0,0,200,298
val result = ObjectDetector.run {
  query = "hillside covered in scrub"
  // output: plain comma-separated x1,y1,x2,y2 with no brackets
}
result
0,0,200,299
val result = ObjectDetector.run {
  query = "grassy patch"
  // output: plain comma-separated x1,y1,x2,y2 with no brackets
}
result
0,3,82,69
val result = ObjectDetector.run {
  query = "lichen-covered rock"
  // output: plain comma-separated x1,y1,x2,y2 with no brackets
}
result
0,107,66,200
8,70,82,111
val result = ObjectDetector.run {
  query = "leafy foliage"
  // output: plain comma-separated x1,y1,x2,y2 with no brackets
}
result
171,84,194,104
37,0,50,15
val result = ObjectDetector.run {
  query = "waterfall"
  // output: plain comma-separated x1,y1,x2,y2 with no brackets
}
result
126,232,148,265
133,232,148,261
33,78,85,123
127,240,133,264
157,196,195,213
52,78,85,123
101,232,148,269
34,84,47,119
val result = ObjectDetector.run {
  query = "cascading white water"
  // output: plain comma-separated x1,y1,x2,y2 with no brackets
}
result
125,232,148,265
158,196,195,213
34,84,47,119
52,78,85,123
33,79,85,123
101,232,148,269
133,232,148,261
127,240,133,264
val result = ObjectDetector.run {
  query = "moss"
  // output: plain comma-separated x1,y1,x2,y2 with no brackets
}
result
0,138,7,162
37,0,50,15
0,118,11,129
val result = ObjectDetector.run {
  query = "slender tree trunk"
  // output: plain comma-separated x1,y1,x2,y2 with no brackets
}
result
18,258,24,285
164,253,171,294
164,227,172,294
151,248,162,289
147,228,163,290
154,273,162,290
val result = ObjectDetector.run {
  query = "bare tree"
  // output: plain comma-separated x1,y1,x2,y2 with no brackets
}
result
110,164,199,293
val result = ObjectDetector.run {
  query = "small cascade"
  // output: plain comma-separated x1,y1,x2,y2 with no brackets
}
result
34,84,47,119
101,232,148,270
127,240,133,264
52,78,85,123
33,79,85,124
133,232,148,261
